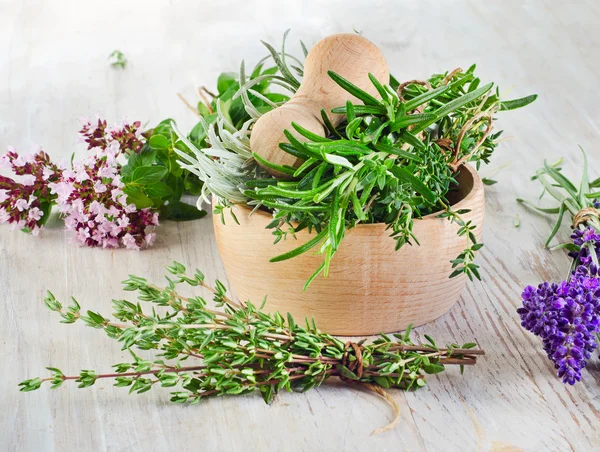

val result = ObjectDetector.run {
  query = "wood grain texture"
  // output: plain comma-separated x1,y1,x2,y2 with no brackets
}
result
250,33,389,175
1,0,599,451
214,165,484,335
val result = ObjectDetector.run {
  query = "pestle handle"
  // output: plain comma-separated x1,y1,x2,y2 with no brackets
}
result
250,33,389,177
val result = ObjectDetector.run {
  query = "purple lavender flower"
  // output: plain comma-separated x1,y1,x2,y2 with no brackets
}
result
518,151,600,385
568,227,600,266
518,264,600,384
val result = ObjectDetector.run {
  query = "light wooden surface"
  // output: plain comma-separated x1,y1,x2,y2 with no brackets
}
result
1,0,599,451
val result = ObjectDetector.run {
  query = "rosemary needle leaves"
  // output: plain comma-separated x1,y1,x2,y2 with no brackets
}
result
173,34,536,286
243,65,536,284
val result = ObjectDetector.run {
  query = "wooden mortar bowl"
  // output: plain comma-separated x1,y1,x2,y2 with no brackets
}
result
213,164,484,335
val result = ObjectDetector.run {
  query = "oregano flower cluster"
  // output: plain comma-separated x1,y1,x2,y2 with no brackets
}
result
0,149,63,235
49,119,158,249
0,119,158,248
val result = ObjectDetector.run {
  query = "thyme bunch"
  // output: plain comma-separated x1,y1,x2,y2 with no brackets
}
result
20,262,483,422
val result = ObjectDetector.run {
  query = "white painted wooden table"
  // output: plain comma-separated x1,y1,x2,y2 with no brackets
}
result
1,0,599,450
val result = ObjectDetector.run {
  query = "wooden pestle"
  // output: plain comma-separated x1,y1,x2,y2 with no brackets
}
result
250,33,389,177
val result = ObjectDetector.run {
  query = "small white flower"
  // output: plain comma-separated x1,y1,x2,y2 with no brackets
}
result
61,169,75,179
111,175,123,188
0,189,8,203
117,215,130,228
74,228,90,245
103,237,119,248
107,205,121,217
13,155,27,167
75,168,89,183
42,166,55,180
94,180,107,193
145,232,157,247
71,198,85,213
49,181,74,204
28,207,43,221
14,198,30,211
124,203,137,213
122,233,139,250
97,164,116,179
20,174,37,186
111,188,125,203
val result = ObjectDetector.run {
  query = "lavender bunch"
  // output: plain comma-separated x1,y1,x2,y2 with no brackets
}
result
517,150,600,384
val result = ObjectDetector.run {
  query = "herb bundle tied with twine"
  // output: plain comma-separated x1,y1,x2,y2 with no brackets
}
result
20,262,484,433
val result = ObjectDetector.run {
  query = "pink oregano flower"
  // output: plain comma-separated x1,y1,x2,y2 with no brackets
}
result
0,149,63,235
2,118,158,249
48,118,157,249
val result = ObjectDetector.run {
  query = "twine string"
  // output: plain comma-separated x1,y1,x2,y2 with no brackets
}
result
396,69,492,172
573,207,600,228
450,111,494,172
339,341,400,435
340,341,364,381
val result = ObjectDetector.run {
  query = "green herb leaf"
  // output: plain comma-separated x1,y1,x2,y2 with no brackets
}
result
500,94,538,111
163,200,207,222
270,230,328,262
131,166,168,185
327,71,380,106
387,165,437,203
149,135,170,150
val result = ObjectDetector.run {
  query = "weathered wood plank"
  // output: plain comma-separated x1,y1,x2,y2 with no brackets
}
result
1,0,599,451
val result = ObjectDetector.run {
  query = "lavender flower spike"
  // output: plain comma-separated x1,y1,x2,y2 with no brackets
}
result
518,264,600,384
517,150,600,385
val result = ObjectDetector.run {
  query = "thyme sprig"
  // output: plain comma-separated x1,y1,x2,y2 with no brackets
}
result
20,262,484,420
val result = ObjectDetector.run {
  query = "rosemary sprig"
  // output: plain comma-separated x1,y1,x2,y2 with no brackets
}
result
517,148,600,267
243,65,535,283
169,33,536,286
20,262,484,415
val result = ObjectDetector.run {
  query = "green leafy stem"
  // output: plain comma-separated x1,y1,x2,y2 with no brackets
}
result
20,262,484,415
517,148,600,273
